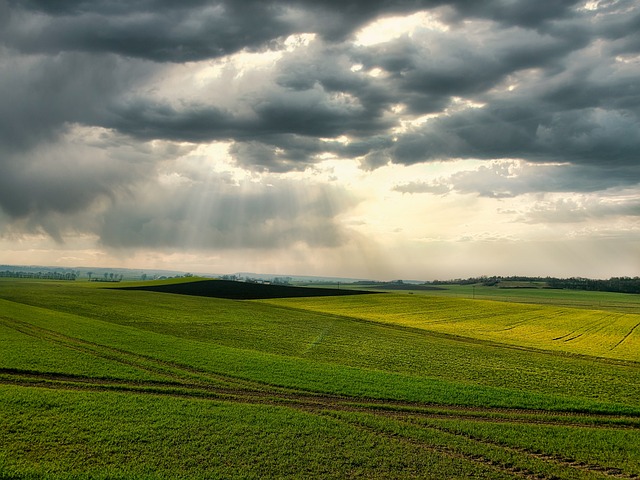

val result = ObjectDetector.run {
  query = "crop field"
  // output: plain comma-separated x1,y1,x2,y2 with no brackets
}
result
2,278,640,479
262,294,640,361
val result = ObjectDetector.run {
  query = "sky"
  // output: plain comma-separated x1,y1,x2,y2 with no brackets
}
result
0,0,638,280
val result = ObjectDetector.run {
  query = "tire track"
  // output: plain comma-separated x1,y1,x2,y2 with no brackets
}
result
4,312,640,428
326,411,635,479
2,367,638,432
320,411,546,480
610,321,640,351
3,316,639,478
1,316,221,386
399,415,638,479
370,406,640,431
2,369,638,479
0,316,304,393
553,315,613,342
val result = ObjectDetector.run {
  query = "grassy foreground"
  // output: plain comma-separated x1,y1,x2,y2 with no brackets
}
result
1,278,640,479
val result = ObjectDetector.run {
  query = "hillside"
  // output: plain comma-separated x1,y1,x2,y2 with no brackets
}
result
2,278,640,479
119,279,378,300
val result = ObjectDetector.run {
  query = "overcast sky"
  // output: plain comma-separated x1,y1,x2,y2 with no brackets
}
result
0,0,638,280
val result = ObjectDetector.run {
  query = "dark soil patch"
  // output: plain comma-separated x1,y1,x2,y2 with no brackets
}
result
118,279,380,300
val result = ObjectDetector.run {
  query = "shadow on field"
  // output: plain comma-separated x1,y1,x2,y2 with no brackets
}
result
118,279,380,300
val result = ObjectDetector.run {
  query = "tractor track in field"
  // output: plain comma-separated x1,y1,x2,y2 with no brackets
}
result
611,321,640,351
320,412,549,480
321,410,639,480
4,316,640,479
1,367,638,432
395,415,638,480
3,316,640,429
0,316,306,393
373,407,640,430
552,316,612,342
4,370,637,479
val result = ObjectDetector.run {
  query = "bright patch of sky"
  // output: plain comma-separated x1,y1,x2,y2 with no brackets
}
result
354,11,449,46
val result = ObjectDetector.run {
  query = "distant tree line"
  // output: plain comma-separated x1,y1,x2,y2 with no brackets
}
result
88,272,123,282
428,276,640,294
545,277,640,294
219,275,291,285
0,270,77,281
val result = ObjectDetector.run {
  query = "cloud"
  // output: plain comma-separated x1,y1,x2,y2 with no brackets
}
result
0,132,360,252
0,126,192,240
1,1,295,62
1,1,455,62
0,49,155,151
228,136,326,173
518,196,640,224
443,0,583,28
394,181,451,195
97,176,358,251
353,22,589,111
3,1,637,170
0,0,638,269
395,161,640,198
387,101,640,170
2,0,590,65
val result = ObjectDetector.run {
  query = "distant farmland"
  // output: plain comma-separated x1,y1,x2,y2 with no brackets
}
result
1,278,640,479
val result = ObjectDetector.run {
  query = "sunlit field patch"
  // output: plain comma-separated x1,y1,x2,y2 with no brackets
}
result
262,294,640,361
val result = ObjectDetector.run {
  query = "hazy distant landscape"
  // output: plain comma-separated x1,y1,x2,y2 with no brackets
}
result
2,276,640,479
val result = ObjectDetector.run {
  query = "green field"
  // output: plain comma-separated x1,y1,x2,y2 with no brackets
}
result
261,293,640,361
1,278,640,479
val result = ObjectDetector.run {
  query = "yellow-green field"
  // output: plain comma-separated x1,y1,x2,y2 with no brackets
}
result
261,294,640,361
1,278,640,479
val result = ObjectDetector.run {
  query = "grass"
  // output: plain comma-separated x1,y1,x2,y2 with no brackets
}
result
386,283,640,314
4,387,497,480
2,278,640,478
260,294,640,361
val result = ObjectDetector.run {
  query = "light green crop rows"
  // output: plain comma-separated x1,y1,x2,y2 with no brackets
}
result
262,294,640,361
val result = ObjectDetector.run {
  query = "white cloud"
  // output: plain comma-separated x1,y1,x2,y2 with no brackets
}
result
354,11,449,46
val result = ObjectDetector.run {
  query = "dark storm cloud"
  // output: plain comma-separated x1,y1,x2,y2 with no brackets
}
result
229,135,330,172
0,49,162,228
0,151,114,219
443,0,582,29
1,0,587,63
230,1,637,174
352,24,590,112
0,129,192,241
388,99,640,170
0,50,156,152
104,85,392,144
2,1,294,62
4,0,424,62
1,0,639,247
